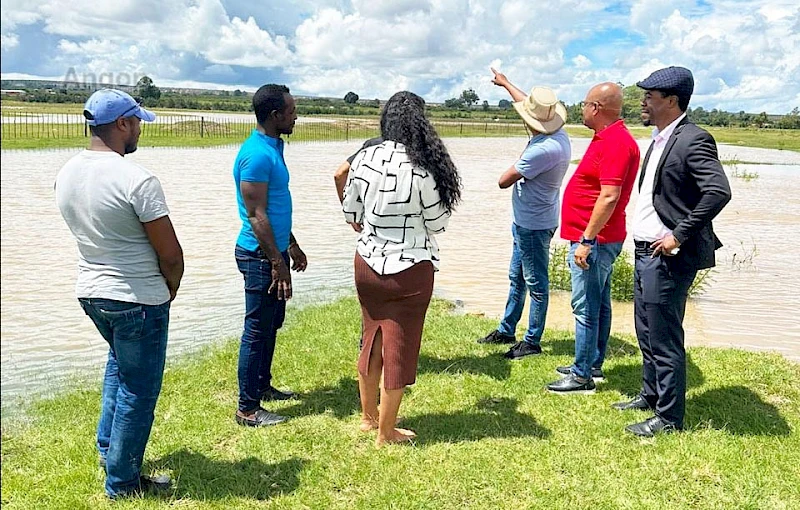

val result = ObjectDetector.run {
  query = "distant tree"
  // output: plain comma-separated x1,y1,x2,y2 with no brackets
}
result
460,88,479,109
481,100,489,111
444,98,463,109
233,89,244,97
134,76,161,105
777,107,800,129
755,111,769,128
344,91,359,104
621,84,641,121
498,99,512,109
369,98,381,108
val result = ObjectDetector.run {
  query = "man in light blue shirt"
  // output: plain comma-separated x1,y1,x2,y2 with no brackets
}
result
232,84,308,427
477,69,571,360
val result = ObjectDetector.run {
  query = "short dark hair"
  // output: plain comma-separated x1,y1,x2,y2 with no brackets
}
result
253,84,290,125
657,89,691,112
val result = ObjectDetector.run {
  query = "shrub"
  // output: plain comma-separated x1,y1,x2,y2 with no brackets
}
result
548,244,710,301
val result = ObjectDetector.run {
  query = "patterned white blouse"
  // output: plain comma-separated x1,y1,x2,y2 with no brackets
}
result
342,140,451,275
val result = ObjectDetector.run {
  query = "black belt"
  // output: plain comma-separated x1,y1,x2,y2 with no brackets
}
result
634,240,655,257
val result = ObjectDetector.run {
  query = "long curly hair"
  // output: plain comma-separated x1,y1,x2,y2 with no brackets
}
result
380,91,462,211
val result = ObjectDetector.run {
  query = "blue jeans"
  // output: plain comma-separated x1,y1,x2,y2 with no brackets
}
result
497,224,555,346
568,242,623,379
235,245,288,413
79,298,170,498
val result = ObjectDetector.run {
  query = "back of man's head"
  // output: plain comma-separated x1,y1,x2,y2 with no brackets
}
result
253,84,290,125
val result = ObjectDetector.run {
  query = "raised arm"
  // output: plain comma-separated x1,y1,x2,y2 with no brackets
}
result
491,67,527,103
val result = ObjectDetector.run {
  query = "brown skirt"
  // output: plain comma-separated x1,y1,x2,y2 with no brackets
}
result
354,253,434,390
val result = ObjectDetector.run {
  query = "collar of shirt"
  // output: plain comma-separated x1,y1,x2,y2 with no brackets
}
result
651,112,686,147
591,119,625,141
253,129,284,151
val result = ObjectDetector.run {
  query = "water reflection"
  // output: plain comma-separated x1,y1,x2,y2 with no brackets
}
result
1,138,798,400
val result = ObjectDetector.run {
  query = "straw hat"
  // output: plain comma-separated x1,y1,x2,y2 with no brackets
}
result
512,87,567,134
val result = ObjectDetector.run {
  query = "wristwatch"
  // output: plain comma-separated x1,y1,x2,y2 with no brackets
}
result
579,235,597,246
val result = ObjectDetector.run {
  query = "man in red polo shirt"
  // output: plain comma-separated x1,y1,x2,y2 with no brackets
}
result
547,82,640,394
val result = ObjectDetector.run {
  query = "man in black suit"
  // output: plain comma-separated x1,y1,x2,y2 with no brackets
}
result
613,67,732,437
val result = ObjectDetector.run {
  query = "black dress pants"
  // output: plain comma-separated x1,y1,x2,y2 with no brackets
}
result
633,243,697,428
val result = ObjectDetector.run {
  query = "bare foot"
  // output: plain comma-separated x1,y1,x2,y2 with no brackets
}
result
359,415,403,432
375,427,417,447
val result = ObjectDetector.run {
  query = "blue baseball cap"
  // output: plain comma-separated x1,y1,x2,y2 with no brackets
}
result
83,88,156,126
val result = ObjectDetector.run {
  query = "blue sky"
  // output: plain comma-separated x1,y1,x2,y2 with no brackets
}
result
2,0,798,113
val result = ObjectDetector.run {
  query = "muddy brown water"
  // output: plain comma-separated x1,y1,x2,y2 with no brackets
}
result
2,137,798,400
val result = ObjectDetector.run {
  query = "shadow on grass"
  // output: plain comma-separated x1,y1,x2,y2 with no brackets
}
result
687,386,792,436
402,397,550,445
546,335,640,358
158,450,306,500
418,353,511,380
599,352,706,397
280,377,360,419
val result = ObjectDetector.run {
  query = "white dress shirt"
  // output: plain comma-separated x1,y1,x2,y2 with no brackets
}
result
632,113,686,242
342,141,451,275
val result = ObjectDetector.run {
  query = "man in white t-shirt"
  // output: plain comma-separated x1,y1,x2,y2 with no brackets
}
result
55,89,184,499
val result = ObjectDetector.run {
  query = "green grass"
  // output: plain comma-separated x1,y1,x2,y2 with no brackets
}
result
2,297,798,509
3,99,799,151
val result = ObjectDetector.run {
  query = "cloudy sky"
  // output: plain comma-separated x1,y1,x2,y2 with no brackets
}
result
1,0,798,113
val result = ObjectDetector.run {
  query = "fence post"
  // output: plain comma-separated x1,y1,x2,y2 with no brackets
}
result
346,120,350,142
460,123,463,135
200,116,204,138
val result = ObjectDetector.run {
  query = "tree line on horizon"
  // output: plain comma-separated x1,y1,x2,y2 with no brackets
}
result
4,76,799,129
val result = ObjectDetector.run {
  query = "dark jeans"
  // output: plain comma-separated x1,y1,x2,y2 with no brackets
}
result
633,244,697,428
497,224,555,346
235,245,288,413
79,298,170,498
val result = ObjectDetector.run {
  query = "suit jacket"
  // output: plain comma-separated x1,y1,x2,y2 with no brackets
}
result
639,117,732,271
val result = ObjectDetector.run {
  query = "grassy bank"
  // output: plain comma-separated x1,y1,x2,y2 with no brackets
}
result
2,298,798,509
2,104,799,151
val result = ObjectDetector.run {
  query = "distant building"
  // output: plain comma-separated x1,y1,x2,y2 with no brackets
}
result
1,89,27,97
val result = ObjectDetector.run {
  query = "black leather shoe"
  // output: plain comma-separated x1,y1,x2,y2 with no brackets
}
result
478,330,516,344
624,415,680,437
546,374,596,394
235,408,288,427
261,386,295,401
612,395,651,411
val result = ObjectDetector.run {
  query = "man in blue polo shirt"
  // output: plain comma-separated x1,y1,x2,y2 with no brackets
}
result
233,83,308,427
477,68,571,360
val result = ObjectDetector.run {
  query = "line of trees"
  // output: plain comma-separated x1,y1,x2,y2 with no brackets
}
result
8,77,800,129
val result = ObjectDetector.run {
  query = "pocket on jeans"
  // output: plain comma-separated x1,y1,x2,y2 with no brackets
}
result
100,304,146,339
240,258,271,291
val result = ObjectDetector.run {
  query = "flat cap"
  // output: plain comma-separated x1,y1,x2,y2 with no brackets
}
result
636,66,694,98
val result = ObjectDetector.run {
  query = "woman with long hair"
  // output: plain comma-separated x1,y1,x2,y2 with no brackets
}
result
342,91,461,446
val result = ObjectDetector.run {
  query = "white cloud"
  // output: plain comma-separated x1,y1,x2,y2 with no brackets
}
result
572,55,592,69
0,0,798,113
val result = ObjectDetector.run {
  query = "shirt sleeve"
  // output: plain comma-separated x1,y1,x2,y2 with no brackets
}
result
130,175,170,223
239,151,273,183
514,137,557,179
420,172,450,234
598,140,634,187
342,160,365,224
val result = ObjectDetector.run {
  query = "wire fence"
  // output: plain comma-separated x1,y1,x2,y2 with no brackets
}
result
0,112,529,143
